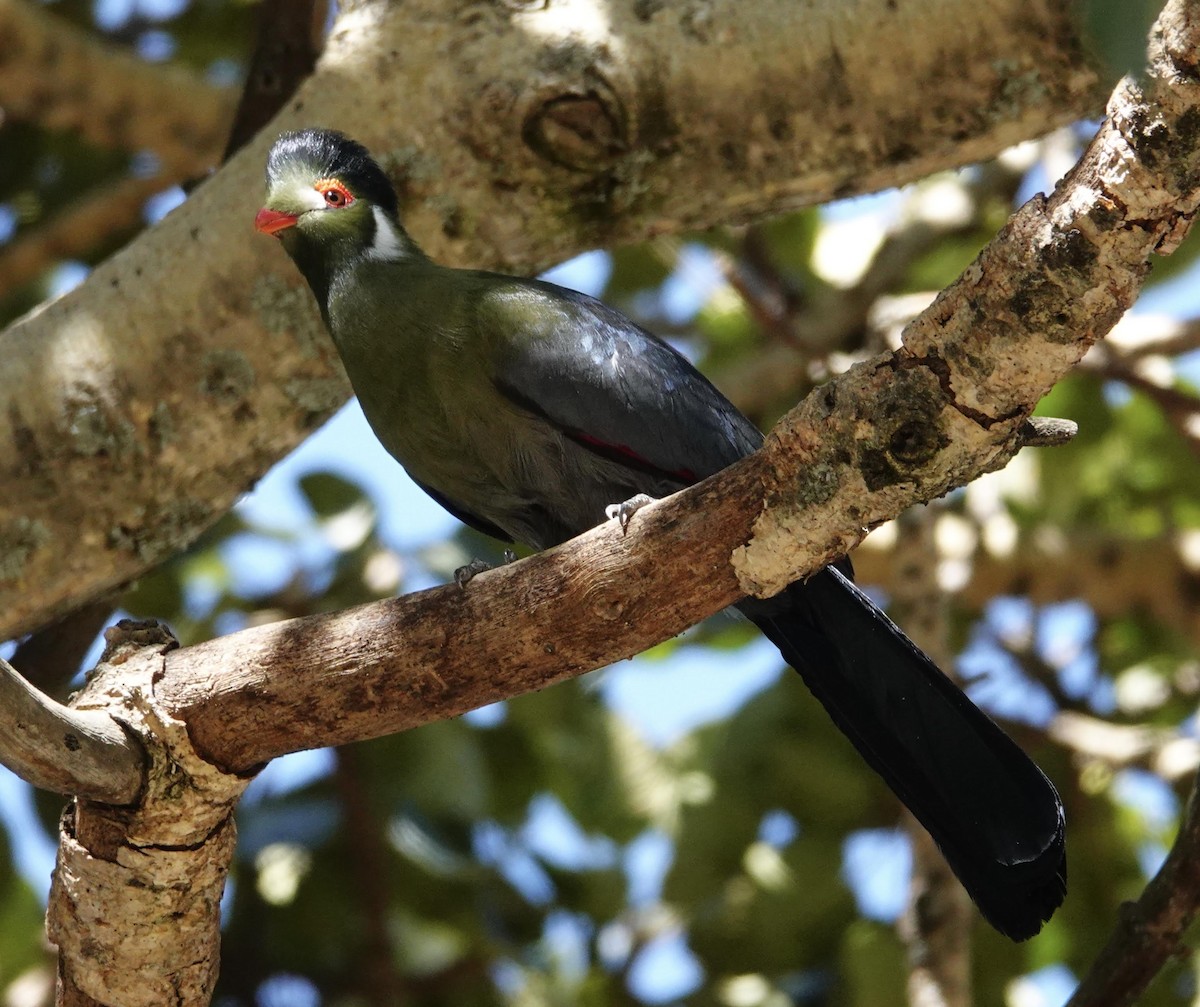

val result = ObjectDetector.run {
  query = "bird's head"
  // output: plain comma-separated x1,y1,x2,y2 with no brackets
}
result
255,129,404,262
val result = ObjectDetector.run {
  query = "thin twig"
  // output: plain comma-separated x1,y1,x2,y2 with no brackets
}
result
1085,353,1200,458
1066,764,1200,1006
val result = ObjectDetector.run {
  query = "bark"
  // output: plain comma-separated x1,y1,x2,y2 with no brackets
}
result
0,0,1100,642
0,654,143,804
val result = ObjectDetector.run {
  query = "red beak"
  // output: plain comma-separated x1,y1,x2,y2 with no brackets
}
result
255,207,298,235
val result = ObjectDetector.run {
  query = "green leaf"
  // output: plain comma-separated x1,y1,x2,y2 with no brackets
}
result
299,471,370,518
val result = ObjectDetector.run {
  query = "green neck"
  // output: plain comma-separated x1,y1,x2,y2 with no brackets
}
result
283,209,427,312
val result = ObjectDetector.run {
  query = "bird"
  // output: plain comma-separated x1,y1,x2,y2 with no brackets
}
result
256,128,1066,940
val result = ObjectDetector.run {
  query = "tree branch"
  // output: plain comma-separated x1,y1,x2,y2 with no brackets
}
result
0,655,142,804
1048,711,1199,780
10,599,114,695
1066,762,1200,1007
221,0,329,161
1087,353,1200,459
73,0,1187,775
45,621,245,1007
853,528,1200,645
731,11,1200,596
891,508,973,1007
0,173,171,302
332,745,407,1004
0,0,1100,643
0,0,234,168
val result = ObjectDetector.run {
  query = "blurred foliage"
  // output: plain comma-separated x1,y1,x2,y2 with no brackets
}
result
1082,0,1164,81
4,1,1200,1006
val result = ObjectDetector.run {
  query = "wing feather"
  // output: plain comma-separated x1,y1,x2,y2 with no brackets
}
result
482,278,761,484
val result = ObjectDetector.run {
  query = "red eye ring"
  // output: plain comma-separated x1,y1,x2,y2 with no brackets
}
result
314,178,354,208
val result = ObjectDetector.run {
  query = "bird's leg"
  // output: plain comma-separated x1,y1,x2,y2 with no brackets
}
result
454,550,518,589
605,494,657,534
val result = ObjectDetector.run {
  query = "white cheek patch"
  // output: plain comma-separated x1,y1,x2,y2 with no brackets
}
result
367,205,405,261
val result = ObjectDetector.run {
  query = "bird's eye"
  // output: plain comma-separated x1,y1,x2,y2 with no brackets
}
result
314,178,354,208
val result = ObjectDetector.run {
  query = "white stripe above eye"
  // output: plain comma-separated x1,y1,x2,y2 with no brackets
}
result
367,206,405,261
297,186,327,211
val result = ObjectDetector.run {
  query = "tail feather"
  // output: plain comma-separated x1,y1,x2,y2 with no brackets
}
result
740,565,1066,941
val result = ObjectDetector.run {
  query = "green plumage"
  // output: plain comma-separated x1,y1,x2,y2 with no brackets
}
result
258,128,1067,941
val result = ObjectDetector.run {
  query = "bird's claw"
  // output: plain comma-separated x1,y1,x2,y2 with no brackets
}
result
605,494,657,534
454,558,493,588
454,551,518,589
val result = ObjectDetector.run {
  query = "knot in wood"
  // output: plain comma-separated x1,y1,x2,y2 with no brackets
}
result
596,594,626,622
888,419,943,466
523,88,627,170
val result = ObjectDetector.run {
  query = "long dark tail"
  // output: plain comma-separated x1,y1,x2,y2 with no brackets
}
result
739,565,1066,941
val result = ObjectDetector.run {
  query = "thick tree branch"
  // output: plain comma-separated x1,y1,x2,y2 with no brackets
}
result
0,0,1100,643
77,0,1188,775
159,464,758,771
0,0,234,168
0,655,142,804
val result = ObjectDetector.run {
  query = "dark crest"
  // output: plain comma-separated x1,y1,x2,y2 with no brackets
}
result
267,129,398,217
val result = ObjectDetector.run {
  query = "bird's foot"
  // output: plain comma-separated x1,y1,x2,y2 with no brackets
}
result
454,550,518,589
605,494,657,534
454,558,493,588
